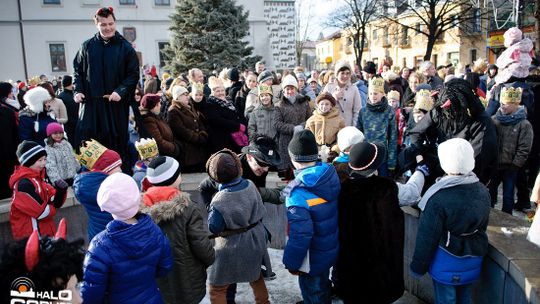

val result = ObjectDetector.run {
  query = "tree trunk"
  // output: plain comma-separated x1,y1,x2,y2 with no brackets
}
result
358,28,366,68
424,35,436,61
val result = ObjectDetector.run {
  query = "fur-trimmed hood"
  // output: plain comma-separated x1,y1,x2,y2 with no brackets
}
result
23,87,50,113
140,191,191,224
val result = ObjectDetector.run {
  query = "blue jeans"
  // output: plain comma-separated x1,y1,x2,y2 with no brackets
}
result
298,270,331,304
489,168,518,214
432,280,473,304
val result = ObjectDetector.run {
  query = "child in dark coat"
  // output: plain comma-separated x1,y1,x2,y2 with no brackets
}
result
142,156,215,304
81,173,173,303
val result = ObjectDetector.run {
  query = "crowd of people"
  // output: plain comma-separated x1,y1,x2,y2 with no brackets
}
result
1,6,540,304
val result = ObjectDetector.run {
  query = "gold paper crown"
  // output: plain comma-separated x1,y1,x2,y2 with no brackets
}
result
258,85,273,97
414,89,434,112
368,77,385,93
500,87,522,104
77,139,108,170
191,82,204,93
135,138,159,160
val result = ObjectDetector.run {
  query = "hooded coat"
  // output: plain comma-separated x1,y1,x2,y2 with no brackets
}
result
9,166,66,239
81,213,173,304
73,31,139,159
336,174,404,303
141,190,215,304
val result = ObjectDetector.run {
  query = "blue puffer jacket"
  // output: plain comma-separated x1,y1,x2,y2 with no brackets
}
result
283,162,340,276
73,170,113,240
81,213,173,304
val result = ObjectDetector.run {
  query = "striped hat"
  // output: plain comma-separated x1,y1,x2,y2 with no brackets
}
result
146,156,181,187
17,140,47,167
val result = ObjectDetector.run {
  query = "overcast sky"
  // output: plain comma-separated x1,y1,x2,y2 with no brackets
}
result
299,0,341,40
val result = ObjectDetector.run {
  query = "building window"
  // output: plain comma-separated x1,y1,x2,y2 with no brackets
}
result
470,49,477,62
154,0,170,5
119,0,135,5
43,0,61,4
431,54,438,66
158,42,169,68
49,43,67,72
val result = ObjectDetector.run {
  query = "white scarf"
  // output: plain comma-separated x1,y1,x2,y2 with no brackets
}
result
418,172,479,211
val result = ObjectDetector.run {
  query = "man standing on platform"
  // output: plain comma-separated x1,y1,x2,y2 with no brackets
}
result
73,7,139,170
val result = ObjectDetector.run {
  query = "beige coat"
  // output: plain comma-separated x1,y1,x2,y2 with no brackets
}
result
322,82,362,126
48,98,68,124
305,107,346,146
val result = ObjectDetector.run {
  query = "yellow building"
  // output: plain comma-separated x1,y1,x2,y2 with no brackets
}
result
315,31,343,70
338,10,487,71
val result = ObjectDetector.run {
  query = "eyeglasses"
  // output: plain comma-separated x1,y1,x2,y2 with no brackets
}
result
96,6,113,16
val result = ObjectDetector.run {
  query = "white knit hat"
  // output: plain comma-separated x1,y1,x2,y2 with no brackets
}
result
337,126,365,152
438,138,475,175
172,85,189,101
281,74,298,90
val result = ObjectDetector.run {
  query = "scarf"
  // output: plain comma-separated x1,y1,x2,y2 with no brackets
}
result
286,95,296,104
495,106,527,125
418,172,479,211
207,96,236,112
367,99,389,112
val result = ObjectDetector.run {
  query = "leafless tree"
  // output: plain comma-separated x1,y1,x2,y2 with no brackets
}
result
296,0,314,66
326,0,379,68
381,0,494,60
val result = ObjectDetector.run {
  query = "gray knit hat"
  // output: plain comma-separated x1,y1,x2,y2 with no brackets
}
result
257,70,274,84
146,156,181,186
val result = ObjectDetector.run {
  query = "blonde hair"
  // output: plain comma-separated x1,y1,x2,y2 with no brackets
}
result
408,72,425,84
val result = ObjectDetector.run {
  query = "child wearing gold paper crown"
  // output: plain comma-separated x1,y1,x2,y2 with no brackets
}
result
356,76,397,177
489,87,533,215
72,140,123,240
132,138,160,190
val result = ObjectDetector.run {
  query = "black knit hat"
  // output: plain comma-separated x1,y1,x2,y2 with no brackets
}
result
348,142,386,177
146,156,181,186
206,149,242,184
17,140,47,167
227,68,240,82
288,130,318,163
363,61,376,74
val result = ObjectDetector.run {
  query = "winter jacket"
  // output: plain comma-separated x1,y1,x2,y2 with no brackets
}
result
142,190,215,304
144,77,158,94
486,79,535,118
57,89,79,147
305,107,346,146
9,166,66,239
323,82,362,126
492,107,533,169
357,100,398,169
81,213,173,304
206,96,244,154
141,111,181,159
0,103,18,199
19,109,56,146
48,98,68,124
73,170,113,240
354,80,369,108
235,84,251,120
274,94,312,170
207,179,267,285
408,107,498,184
336,174,404,303
167,103,208,167
410,182,490,276
44,140,80,184
427,75,444,90
248,104,277,140
73,31,139,159
283,162,340,276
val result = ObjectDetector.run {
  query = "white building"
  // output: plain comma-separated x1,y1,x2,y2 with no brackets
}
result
264,0,296,70
0,0,296,81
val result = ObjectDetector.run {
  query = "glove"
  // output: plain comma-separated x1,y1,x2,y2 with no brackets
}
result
293,125,304,133
416,164,430,177
239,124,246,133
54,179,69,189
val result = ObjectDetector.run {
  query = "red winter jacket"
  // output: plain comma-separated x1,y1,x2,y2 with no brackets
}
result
9,166,66,239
